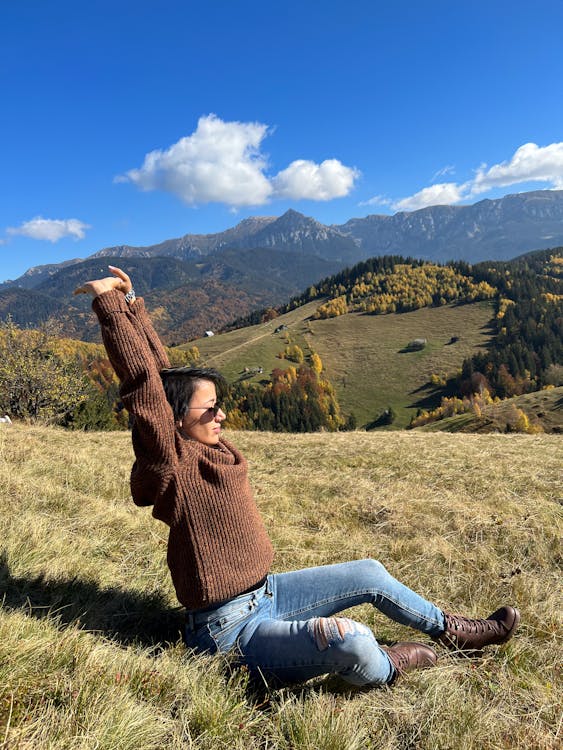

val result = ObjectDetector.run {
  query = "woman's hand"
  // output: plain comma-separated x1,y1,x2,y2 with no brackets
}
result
73,265,133,299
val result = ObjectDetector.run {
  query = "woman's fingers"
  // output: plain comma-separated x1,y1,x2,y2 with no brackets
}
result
72,277,121,297
73,281,102,295
108,265,126,279
73,267,132,298
108,265,132,291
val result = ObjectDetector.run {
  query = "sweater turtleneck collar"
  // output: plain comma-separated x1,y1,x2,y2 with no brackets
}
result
176,429,244,465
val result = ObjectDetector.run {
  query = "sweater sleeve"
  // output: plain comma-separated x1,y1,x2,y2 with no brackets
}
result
128,297,171,371
92,290,176,506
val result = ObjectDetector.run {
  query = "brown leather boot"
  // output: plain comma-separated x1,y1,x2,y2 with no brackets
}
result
435,606,520,651
381,642,437,682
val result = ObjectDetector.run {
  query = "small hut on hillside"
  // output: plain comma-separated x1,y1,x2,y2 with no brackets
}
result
406,338,427,351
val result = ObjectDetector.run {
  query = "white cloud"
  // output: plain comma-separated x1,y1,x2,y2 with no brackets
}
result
471,142,563,194
363,141,563,213
7,217,91,242
272,159,360,201
358,194,393,208
117,114,359,206
431,164,455,181
392,182,468,212
117,114,272,206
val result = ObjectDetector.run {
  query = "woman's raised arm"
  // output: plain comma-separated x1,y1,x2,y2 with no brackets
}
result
74,267,176,505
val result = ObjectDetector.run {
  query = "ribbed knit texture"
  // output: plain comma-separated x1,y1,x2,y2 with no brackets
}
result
92,290,274,610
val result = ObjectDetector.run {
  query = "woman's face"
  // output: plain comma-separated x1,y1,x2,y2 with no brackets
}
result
179,379,226,446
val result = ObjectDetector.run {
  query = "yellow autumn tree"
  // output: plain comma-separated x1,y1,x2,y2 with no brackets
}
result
310,352,323,375
314,296,348,319
284,345,304,364
0,318,89,423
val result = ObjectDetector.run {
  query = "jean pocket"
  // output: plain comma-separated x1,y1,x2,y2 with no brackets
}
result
206,606,254,652
184,623,220,655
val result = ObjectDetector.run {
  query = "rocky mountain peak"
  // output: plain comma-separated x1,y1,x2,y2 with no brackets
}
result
5,189,563,291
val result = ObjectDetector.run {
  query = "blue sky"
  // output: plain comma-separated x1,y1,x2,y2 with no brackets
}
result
2,0,563,282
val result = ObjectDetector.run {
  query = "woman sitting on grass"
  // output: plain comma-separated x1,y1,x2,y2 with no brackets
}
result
74,266,520,688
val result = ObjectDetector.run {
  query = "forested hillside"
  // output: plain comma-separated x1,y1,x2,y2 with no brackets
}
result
1,251,561,433
222,250,561,431
462,251,562,396
0,251,342,343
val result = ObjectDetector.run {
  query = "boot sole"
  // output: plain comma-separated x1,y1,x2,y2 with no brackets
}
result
498,606,520,644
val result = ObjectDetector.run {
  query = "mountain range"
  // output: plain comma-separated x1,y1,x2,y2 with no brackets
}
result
2,189,563,341
89,189,563,265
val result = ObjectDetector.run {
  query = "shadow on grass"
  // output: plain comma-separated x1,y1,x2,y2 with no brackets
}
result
397,346,424,354
409,389,445,412
410,382,436,395
244,680,372,710
0,553,184,649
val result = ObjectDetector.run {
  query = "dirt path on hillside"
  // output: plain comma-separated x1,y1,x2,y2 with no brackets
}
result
202,299,321,365
204,326,272,364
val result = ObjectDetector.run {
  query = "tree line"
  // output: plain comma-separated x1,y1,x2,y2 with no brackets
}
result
224,363,353,433
458,250,562,397
312,263,496,317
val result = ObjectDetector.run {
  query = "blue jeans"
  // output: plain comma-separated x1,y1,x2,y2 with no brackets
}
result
183,559,445,686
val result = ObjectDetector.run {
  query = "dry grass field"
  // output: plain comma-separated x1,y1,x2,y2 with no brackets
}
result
0,424,561,749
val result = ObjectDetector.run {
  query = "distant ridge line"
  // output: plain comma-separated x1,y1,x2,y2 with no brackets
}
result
5,188,563,289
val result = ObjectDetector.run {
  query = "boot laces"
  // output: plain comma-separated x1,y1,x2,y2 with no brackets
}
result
395,651,410,672
446,613,499,635
385,646,412,674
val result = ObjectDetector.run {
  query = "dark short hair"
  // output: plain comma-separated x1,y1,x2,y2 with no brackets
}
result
159,366,227,421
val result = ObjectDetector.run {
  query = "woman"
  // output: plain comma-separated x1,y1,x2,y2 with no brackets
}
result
74,266,520,688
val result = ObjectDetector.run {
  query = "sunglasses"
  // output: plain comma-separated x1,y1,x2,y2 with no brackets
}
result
187,404,223,417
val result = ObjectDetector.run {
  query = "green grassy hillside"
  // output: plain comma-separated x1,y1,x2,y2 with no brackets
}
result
189,300,321,378
304,301,494,428
0,425,561,749
190,300,495,428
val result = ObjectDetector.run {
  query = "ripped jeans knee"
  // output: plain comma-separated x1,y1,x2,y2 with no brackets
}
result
307,616,372,651
305,616,393,685
238,614,394,687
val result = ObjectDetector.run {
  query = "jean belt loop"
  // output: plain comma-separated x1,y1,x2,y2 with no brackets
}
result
265,575,273,597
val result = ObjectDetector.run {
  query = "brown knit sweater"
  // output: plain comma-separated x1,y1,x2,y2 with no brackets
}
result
92,290,274,610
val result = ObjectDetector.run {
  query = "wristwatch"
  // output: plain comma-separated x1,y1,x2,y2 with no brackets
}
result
124,288,136,304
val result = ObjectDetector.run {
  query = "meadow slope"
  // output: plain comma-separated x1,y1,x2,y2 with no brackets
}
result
416,386,563,434
190,300,495,429
0,424,561,749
